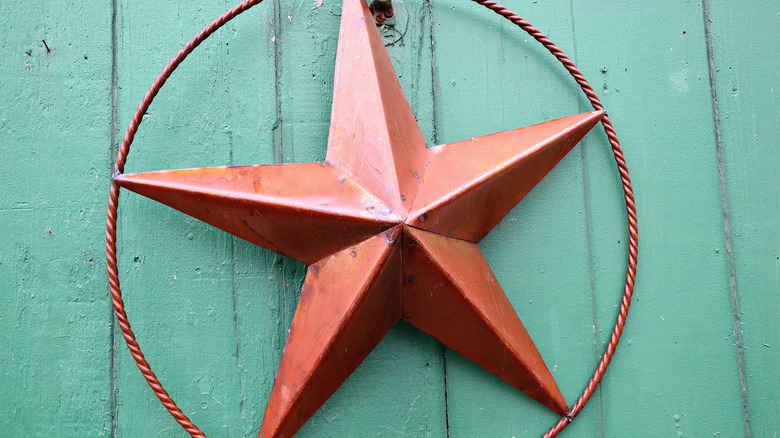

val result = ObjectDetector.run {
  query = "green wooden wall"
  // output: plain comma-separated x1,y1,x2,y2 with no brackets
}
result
0,0,777,436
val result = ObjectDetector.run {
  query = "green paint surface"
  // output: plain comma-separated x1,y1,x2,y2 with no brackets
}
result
0,0,776,436
707,2,779,437
0,1,114,436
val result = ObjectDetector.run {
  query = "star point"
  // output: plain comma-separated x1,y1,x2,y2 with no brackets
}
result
114,161,399,265
401,224,568,416
117,0,606,435
406,109,605,242
325,0,429,215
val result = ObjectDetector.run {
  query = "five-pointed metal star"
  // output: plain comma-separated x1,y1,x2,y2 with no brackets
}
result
116,0,604,436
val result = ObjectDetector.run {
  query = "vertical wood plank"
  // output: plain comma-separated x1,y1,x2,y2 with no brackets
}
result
571,1,748,436
707,2,779,436
223,1,282,435
114,0,263,435
0,1,114,435
431,1,604,436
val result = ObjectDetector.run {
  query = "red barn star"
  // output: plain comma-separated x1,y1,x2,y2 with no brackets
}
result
115,0,603,436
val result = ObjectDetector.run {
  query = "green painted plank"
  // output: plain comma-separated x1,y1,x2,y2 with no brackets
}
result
707,2,780,437
0,0,114,436
221,1,283,435
431,1,605,436
264,1,448,436
114,0,264,435
571,1,748,437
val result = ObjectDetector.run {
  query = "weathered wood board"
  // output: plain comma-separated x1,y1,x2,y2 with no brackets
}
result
0,0,776,436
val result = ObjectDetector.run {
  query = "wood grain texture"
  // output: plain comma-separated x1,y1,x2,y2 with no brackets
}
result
0,0,776,436
571,1,748,437
707,2,779,436
0,1,114,436
115,0,256,435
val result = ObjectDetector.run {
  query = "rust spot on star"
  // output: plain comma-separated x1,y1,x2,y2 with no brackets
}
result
253,177,266,193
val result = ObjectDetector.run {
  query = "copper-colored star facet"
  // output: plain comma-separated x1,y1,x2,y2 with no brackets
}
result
115,0,604,436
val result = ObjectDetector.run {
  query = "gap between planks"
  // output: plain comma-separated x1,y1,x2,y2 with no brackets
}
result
424,1,451,436
701,1,752,436
109,0,120,436
568,0,607,436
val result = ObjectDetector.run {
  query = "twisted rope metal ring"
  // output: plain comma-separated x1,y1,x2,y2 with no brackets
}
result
105,1,639,436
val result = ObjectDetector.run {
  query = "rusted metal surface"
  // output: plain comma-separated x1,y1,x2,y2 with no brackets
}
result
107,0,638,436
407,111,604,242
115,162,399,265
402,225,569,416
259,228,403,437
326,0,428,215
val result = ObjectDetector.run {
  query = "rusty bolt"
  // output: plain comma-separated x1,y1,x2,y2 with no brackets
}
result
369,0,394,24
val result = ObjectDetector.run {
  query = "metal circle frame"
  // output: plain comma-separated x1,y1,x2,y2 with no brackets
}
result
105,1,639,436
